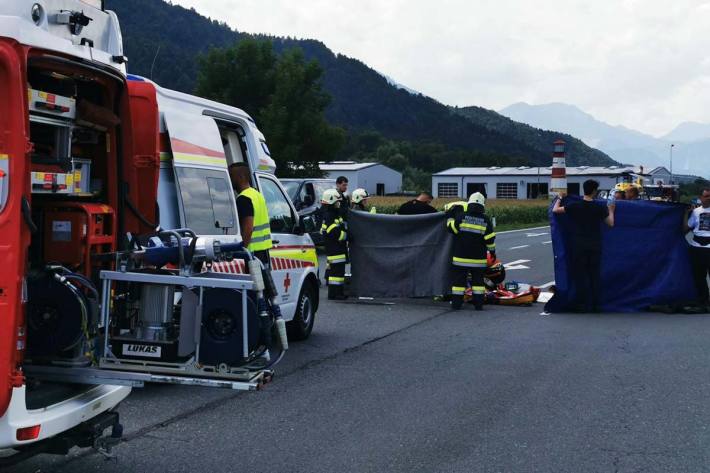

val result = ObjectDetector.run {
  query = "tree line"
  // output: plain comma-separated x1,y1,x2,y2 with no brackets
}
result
196,38,532,190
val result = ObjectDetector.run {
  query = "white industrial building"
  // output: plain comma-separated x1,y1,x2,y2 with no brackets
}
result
320,161,402,196
646,166,704,185
431,165,650,200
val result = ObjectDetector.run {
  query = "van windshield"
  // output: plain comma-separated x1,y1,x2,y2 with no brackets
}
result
282,181,301,201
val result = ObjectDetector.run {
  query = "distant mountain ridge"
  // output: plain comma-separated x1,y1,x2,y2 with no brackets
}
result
662,122,710,143
106,0,617,169
452,105,615,167
500,102,709,178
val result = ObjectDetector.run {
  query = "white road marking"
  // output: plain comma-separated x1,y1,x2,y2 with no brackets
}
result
542,240,552,245
509,245,530,250
526,232,548,237
503,259,531,270
539,280,555,288
497,225,550,235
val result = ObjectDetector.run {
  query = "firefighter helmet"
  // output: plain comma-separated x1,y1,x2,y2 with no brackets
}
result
321,189,342,205
468,192,485,207
351,188,369,204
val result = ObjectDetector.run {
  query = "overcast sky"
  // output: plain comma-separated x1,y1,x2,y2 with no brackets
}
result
171,0,710,137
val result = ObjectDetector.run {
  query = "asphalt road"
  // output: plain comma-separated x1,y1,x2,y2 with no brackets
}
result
16,226,710,472
494,225,555,288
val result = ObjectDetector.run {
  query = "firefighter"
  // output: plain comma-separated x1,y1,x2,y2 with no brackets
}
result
321,189,348,300
446,192,496,311
351,188,376,213
443,200,467,217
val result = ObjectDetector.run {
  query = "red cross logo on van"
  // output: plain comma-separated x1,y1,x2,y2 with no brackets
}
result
284,273,291,292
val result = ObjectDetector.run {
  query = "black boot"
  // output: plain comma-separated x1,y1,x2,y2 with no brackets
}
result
328,285,347,301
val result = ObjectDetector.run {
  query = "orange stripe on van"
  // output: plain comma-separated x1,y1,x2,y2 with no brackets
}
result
170,137,225,159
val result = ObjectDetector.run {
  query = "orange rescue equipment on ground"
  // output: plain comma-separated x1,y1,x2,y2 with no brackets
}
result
462,254,541,306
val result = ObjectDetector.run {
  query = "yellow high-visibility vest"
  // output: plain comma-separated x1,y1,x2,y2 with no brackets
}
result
240,187,272,252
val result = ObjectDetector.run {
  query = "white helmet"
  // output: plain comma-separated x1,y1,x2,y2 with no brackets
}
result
321,188,342,205
351,188,369,204
468,192,485,207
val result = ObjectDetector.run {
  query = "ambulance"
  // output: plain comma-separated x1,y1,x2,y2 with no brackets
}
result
0,0,317,464
145,75,320,340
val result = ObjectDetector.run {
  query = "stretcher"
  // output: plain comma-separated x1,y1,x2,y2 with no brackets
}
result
485,283,541,306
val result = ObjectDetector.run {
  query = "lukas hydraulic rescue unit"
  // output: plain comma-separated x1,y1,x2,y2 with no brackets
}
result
26,229,289,390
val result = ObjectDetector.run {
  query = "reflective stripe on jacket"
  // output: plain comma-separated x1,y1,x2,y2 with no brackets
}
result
240,187,273,252
321,205,348,262
445,205,496,262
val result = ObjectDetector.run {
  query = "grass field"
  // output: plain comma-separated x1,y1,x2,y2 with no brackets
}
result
368,196,550,229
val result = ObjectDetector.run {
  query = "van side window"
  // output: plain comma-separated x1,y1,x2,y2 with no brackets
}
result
258,176,296,234
207,177,236,232
175,167,238,235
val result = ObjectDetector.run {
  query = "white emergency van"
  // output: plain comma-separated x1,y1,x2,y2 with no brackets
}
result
144,76,320,340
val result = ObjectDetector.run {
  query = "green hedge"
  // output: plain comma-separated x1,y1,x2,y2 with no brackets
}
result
373,203,549,226
486,205,549,226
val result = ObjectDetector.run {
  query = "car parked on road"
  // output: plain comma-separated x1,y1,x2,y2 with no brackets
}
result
281,178,336,244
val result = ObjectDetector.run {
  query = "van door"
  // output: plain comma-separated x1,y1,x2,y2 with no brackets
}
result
0,39,30,417
161,110,240,241
124,81,160,235
256,173,317,319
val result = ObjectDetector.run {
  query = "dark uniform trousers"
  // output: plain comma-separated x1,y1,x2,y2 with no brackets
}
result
569,246,602,311
450,264,485,309
690,245,710,304
446,206,496,310
322,207,348,299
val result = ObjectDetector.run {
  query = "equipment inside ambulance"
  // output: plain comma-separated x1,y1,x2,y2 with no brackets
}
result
0,0,316,464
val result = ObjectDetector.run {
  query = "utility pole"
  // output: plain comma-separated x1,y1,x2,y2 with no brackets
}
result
669,143,675,184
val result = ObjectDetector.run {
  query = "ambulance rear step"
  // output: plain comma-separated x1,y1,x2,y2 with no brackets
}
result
23,365,272,391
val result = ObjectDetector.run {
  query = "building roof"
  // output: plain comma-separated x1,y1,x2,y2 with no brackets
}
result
647,166,670,175
319,161,401,175
433,165,645,177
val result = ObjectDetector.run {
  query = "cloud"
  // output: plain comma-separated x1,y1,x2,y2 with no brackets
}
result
169,0,710,136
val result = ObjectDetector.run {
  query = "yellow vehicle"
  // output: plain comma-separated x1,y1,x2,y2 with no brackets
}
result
612,182,679,202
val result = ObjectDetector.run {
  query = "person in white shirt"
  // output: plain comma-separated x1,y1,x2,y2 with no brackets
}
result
684,188,710,307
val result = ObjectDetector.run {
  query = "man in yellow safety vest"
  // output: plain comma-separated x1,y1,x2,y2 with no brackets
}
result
228,163,273,267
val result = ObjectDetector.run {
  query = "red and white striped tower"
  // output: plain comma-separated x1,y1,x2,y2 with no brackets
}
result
550,139,567,198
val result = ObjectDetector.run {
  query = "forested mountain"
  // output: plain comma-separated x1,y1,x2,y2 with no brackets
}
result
106,0,616,174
